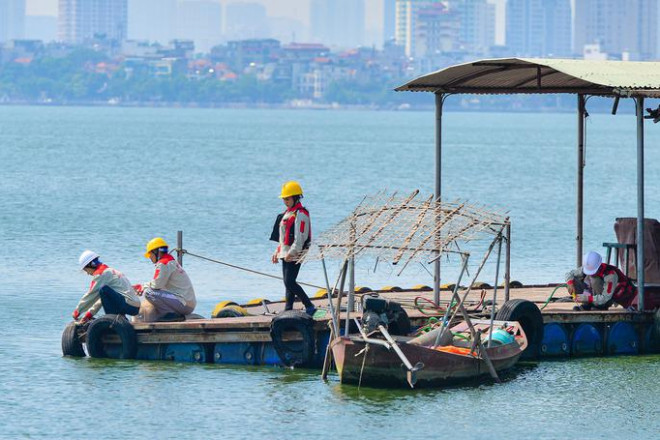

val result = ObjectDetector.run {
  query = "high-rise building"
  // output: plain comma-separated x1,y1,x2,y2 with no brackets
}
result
0,0,25,42
506,0,571,57
455,0,495,55
225,2,269,40
574,0,657,60
395,0,439,57
310,0,365,49
383,0,396,43
415,2,460,58
128,0,177,45
58,0,128,44
176,1,222,53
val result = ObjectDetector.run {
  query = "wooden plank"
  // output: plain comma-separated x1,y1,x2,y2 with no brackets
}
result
102,330,306,345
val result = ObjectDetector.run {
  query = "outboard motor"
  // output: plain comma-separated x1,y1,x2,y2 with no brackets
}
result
361,295,411,336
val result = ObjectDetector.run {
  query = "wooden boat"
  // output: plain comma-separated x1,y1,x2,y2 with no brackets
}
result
330,319,527,388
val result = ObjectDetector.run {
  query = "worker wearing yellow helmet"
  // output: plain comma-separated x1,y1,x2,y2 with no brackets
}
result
134,237,197,322
270,181,316,316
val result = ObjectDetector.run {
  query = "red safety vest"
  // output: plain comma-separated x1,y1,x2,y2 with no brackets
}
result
595,263,637,308
282,203,311,249
153,254,175,279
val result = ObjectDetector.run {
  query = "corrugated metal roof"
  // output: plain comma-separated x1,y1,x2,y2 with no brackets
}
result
395,58,660,96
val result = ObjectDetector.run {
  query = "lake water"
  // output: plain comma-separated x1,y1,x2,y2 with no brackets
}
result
0,106,658,439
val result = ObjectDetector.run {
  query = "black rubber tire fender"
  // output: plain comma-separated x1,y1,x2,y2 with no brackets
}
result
86,314,137,359
270,310,315,367
496,299,544,358
62,322,86,357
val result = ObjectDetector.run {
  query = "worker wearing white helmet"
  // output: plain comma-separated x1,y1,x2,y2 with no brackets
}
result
72,250,141,323
565,251,637,311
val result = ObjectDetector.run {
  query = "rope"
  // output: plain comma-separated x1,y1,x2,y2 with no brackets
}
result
178,249,326,290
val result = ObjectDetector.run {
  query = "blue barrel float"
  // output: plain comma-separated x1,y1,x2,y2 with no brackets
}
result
163,343,207,363
571,323,602,356
540,323,569,357
606,322,639,355
213,342,260,365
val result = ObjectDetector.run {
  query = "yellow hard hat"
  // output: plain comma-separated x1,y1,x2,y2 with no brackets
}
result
279,181,303,198
144,237,168,258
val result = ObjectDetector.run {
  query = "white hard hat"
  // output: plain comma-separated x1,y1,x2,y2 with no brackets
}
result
583,251,602,276
78,250,99,270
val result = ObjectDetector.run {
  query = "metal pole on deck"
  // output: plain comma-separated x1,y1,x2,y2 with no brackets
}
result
635,97,645,311
177,230,183,266
433,92,444,305
504,221,511,302
577,95,585,267
344,256,355,335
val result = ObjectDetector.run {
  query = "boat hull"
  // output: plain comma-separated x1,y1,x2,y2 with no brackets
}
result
331,332,524,388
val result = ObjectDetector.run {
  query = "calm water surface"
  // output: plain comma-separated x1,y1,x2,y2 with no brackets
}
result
0,106,658,439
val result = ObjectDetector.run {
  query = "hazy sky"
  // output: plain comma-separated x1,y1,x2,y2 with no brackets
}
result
25,0,505,44
25,0,385,31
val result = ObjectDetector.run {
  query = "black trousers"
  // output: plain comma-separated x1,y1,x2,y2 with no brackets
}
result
100,286,140,316
282,260,314,311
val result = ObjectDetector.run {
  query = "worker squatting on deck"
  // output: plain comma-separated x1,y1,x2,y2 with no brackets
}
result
566,251,637,311
271,181,316,316
133,237,197,322
72,250,141,323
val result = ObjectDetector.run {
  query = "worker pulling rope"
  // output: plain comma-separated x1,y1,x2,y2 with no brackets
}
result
176,249,327,290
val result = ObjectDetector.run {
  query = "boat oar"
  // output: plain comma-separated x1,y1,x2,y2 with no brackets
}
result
378,325,424,388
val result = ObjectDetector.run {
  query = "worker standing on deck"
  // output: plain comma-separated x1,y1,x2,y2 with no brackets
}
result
565,251,637,311
135,237,197,322
72,250,141,323
271,181,316,316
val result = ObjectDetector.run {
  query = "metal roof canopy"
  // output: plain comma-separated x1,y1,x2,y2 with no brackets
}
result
396,57,659,310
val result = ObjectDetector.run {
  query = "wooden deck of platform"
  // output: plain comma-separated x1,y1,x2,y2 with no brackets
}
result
130,285,655,337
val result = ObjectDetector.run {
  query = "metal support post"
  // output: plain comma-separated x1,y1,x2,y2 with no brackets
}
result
504,221,511,302
344,256,355,335
487,236,503,346
177,230,183,266
577,95,585,267
433,92,444,304
636,97,645,311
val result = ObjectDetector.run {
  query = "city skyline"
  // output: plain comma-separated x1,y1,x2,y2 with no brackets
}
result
25,0,386,30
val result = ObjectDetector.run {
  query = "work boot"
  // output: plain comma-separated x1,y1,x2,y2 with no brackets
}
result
158,313,186,322
305,306,317,317
573,304,592,311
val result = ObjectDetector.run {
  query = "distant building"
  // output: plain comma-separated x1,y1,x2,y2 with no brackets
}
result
220,38,281,71
176,1,222,53
395,0,439,57
58,0,127,44
383,0,396,44
454,0,495,55
128,0,177,45
0,0,25,42
310,0,365,49
415,2,460,58
25,15,58,42
506,0,571,57
224,2,269,41
574,0,657,60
